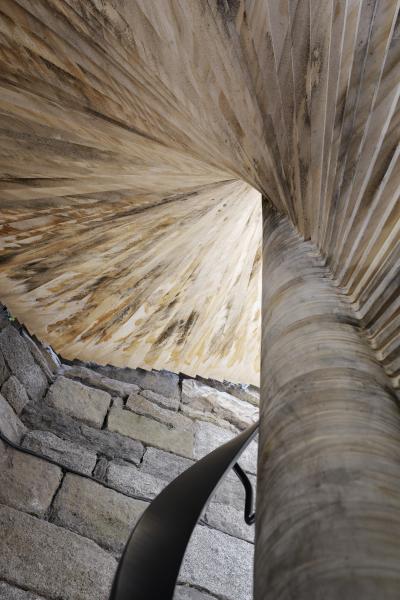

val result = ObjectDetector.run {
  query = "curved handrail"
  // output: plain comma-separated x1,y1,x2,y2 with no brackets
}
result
110,421,259,600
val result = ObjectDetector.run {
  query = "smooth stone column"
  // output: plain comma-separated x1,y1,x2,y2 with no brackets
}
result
255,202,400,599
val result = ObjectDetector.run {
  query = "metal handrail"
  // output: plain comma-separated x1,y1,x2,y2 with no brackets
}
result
110,421,258,600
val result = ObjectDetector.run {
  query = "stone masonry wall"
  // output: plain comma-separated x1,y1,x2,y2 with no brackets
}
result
0,308,258,600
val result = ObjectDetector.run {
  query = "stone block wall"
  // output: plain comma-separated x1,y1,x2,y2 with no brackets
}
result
0,310,258,600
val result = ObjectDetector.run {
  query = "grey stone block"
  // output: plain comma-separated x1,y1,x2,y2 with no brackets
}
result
108,407,194,458
174,585,217,600
52,473,148,552
213,470,256,512
0,439,62,516
106,459,165,500
0,582,46,600
180,525,253,600
0,505,117,600
21,332,55,383
1,375,29,415
182,379,258,430
140,388,180,411
126,394,192,431
90,364,180,399
205,502,255,543
61,364,140,397
22,430,97,475
141,446,194,481
22,402,144,464
195,375,259,406
0,393,27,443
0,350,9,386
45,376,111,428
0,326,47,401
194,421,257,474
93,456,109,480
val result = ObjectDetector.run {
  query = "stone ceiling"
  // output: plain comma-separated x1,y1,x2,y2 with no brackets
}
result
0,1,398,387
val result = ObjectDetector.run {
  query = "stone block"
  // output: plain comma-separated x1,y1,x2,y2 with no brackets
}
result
0,439,62,516
174,585,217,600
108,407,194,458
126,394,192,431
106,459,165,500
0,326,47,401
213,470,256,512
91,364,180,399
0,350,9,386
1,375,29,415
52,474,148,552
61,364,140,397
141,446,194,481
0,505,117,600
140,388,180,411
22,430,97,475
0,582,46,600
22,402,144,464
45,376,111,428
194,421,257,474
195,375,259,406
0,393,27,443
21,331,55,383
182,379,258,429
180,525,253,600
205,502,254,543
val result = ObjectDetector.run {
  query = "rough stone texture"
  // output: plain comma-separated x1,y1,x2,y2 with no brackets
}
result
45,376,111,428
0,327,47,402
93,456,109,479
108,407,194,458
0,350,9,386
214,470,257,513
141,446,194,481
205,502,254,543
126,394,192,431
0,505,117,600
174,585,217,600
1,376,30,415
194,421,257,474
0,583,46,600
21,332,55,383
180,525,253,600
92,365,180,400
140,388,180,411
195,375,259,406
22,402,144,464
52,474,148,552
22,430,97,475
182,379,258,429
106,459,165,500
0,440,62,517
62,364,140,397
0,393,27,443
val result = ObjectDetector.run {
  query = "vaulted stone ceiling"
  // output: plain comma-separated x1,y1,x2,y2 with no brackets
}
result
0,0,398,388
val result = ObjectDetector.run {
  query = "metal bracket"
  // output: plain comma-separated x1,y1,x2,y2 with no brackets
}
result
233,462,256,525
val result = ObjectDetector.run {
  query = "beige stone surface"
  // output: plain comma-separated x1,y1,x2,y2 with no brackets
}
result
107,407,194,458
52,473,147,552
45,376,111,428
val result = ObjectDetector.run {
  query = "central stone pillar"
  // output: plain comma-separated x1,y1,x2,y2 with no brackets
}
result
255,202,400,599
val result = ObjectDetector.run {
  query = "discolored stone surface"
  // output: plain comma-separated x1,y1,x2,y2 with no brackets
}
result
45,376,111,428
0,440,62,516
0,350,9,386
22,430,97,475
140,388,180,411
1,375,30,415
182,379,258,429
92,365,180,400
0,393,27,443
0,505,117,600
52,474,148,552
107,407,194,457
126,394,192,430
180,525,253,600
0,327,47,402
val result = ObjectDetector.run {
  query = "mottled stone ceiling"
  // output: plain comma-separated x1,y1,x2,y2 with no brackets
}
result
0,1,398,387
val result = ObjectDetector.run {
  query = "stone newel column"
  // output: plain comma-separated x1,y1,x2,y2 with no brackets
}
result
255,202,400,599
